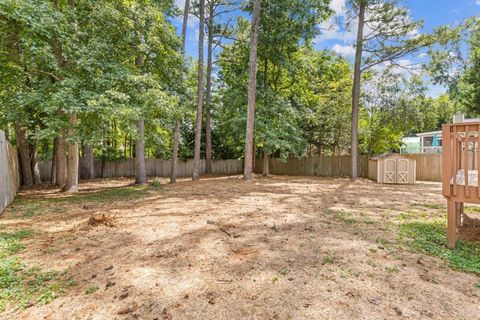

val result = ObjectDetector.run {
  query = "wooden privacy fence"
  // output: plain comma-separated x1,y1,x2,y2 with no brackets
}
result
38,158,244,181
253,154,443,182
37,154,443,183
254,155,369,178
401,154,442,182
0,131,20,213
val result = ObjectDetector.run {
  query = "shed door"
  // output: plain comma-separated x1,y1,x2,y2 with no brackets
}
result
396,159,409,184
384,159,396,183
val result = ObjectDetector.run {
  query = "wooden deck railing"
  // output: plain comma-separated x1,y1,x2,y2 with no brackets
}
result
442,122,480,198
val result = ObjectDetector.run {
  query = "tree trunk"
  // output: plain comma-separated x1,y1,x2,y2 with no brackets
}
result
134,49,147,184
243,0,261,181
29,142,42,185
135,119,147,184
51,138,58,185
205,0,214,174
262,147,269,176
14,122,33,186
85,144,95,179
350,1,366,180
171,0,190,183
64,112,79,192
192,0,205,181
170,120,180,183
56,133,67,186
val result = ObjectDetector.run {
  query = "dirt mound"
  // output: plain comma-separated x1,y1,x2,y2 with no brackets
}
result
86,213,117,228
459,214,480,242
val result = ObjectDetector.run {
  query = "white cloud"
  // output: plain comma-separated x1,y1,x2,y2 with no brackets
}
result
316,20,356,43
330,0,347,16
175,0,185,9
476,0,480,6
173,0,199,31
332,44,355,56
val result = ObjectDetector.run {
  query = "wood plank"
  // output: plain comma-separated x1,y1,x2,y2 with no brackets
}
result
465,126,469,197
447,198,457,249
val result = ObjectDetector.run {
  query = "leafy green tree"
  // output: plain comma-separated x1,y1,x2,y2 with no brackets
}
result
347,0,438,178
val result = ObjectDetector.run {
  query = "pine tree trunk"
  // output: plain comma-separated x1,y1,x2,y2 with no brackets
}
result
243,0,261,181
14,122,33,186
135,119,147,184
170,0,190,183
64,112,79,192
262,147,269,176
170,120,180,183
192,0,205,181
205,0,214,175
350,1,366,180
29,142,42,185
85,144,95,179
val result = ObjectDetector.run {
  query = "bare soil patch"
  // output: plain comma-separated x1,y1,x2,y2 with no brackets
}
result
1,176,479,319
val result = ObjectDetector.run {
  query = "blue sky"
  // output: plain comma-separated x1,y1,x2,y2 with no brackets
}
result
171,0,480,97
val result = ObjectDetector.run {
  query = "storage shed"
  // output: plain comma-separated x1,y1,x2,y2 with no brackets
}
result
368,153,416,184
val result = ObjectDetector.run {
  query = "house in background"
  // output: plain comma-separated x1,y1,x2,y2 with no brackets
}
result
401,112,480,154
400,136,421,154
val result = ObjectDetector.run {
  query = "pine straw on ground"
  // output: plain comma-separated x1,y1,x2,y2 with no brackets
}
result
0,176,479,320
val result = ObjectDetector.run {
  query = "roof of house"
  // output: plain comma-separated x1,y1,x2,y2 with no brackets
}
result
416,130,442,137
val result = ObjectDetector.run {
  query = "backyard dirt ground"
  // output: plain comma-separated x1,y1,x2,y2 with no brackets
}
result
1,175,479,320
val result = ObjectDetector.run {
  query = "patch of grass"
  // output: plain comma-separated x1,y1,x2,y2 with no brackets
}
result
85,285,99,294
398,220,480,274
362,219,375,225
464,206,480,214
14,185,148,210
150,178,162,189
339,267,360,278
0,229,72,312
385,265,400,273
23,204,42,218
322,251,341,265
334,212,358,225
474,282,480,289
424,203,445,210
0,261,70,310
0,229,33,258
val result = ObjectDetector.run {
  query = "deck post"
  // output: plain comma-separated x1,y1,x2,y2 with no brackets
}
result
455,202,464,227
447,198,457,248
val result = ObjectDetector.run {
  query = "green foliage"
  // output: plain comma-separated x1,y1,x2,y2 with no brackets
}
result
427,18,480,116
0,0,181,159
398,219,480,274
